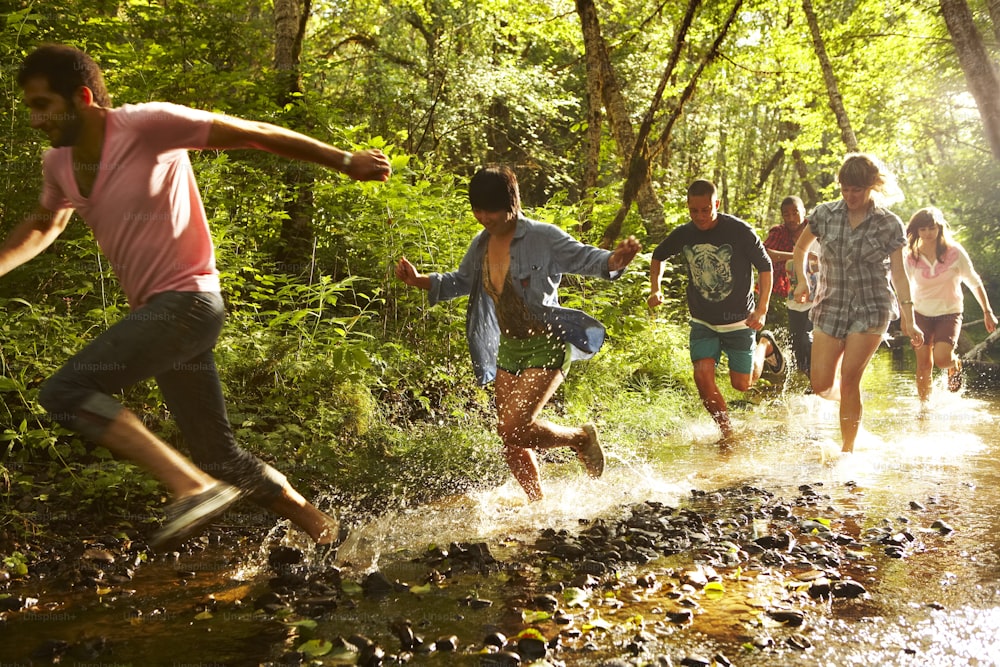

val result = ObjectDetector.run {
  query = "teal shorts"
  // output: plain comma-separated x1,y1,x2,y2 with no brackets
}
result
497,335,572,376
689,321,755,374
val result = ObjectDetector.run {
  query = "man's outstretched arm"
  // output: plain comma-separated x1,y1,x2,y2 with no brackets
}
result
205,115,392,182
0,206,73,277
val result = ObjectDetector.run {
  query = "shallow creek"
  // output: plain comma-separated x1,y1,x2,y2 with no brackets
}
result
2,352,1000,666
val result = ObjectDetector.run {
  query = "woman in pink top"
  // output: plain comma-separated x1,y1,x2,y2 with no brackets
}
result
904,207,997,399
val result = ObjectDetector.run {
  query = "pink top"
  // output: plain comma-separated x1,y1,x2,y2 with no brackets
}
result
904,244,983,317
40,102,220,309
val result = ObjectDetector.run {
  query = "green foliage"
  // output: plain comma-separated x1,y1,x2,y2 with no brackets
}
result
2,0,1000,546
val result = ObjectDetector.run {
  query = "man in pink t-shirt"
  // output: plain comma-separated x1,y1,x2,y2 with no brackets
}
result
1,44,391,550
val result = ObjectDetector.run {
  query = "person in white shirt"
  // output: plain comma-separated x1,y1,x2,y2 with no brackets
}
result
904,207,997,399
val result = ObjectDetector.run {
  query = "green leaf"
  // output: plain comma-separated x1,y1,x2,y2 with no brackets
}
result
522,609,551,623
286,619,318,631
0,377,22,392
704,581,725,600
297,639,333,657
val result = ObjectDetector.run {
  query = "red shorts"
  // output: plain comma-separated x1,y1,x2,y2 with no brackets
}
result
914,311,961,347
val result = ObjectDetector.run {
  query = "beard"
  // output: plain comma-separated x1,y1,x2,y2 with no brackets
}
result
51,108,83,147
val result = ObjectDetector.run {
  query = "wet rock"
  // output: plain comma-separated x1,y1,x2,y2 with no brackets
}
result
268,545,303,569
767,609,805,626
808,577,831,599
883,531,914,546
0,596,24,612
295,596,338,617
530,593,560,611
666,609,693,624
884,545,906,559
480,651,520,667
754,531,795,551
787,634,812,650
714,653,732,667
108,570,134,584
571,573,599,589
347,635,375,653
931,519,954,535
253,590,285,611
389,618,415,650
909,500,926,511
269,572,308,592
831,579,867,599
434,635,459,652
635,572,656,588
483,631,507,649
516,636,547,661
553,542,587,560
31,639,71,660
771,504,792,519
82,547,115,564
680,655,711,667
577,559,607,575
464,596,493,609
362,571,397,597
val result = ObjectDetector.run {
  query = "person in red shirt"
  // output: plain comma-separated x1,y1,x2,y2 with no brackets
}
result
764,196,812,376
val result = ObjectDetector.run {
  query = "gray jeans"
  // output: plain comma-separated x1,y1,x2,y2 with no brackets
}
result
38,291,285,503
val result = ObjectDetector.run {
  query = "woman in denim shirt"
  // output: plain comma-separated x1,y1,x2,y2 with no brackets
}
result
396,166,640,500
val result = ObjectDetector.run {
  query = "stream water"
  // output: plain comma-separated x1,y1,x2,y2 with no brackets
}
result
2,350,1000,666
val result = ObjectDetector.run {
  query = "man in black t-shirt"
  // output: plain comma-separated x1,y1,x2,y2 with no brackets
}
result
648,180,783,443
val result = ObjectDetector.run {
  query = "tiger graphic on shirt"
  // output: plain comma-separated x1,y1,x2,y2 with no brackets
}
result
683,243,733,302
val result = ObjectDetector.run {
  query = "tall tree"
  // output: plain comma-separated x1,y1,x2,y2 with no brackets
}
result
801,0,858,153
940,0,1000,160
274,0,317,264
577,0,744,245
576,0,667,243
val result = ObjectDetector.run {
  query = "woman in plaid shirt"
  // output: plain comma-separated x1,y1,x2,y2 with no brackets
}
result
791,154,923,454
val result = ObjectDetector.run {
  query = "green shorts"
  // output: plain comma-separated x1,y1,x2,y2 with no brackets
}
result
497,335,572,376
689,321,755,374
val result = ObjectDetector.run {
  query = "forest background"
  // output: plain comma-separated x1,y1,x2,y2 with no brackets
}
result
1,0,999,547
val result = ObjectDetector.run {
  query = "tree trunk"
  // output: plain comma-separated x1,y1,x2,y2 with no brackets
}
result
576,0,666,244
273,0,316,266
801,0,859,153
577,103,602,234
792,148,820,209
986,0,1000,43
940,0,1000,160
577,28,605,233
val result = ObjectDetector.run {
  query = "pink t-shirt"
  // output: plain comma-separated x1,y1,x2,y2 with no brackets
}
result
40,102,220,308
904,244,983,317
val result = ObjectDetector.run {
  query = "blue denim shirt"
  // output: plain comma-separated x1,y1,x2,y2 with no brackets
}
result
429,215,621,384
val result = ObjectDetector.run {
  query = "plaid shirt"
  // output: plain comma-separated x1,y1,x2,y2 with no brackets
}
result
809,199,905,337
